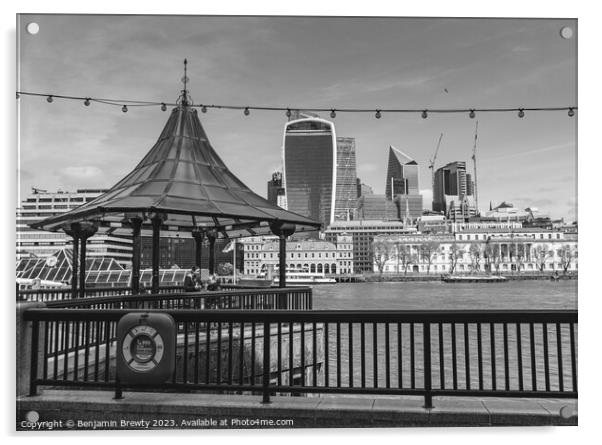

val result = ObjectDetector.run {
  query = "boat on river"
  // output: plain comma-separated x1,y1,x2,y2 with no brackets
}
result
442,275,507,283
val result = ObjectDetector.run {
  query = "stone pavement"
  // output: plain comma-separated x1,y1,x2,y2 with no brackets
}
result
16,390,577,429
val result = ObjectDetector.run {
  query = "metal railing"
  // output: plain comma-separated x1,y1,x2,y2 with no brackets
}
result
17,285,185,302
42,287,313,311
24,308,577,407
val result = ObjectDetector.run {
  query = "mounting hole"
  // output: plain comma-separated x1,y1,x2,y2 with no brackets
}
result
560,405,576,419
560,26,573,39
26,22,39,35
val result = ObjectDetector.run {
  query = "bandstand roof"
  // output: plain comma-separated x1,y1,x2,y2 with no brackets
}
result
32,102,321,239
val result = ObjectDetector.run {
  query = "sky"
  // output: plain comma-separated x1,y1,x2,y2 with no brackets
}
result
17,15,577,220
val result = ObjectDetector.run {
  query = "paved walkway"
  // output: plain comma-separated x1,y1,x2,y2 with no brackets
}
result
17,390,577,429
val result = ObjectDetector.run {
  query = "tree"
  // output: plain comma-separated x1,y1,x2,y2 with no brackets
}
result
556,244,576,274
509,244,526,274
373,239,393,275
468,243,484,273
420,241,440,275
533,245,553,272
396,244,416,275
489,244,502,274
217,262,233,276
448,242,465,275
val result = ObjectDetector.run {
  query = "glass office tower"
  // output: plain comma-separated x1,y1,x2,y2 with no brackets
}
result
334,137,357,221
282,118,337,227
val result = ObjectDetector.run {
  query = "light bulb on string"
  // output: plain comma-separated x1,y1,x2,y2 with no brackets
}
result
122,105,128,113
201,105,207,113
84,98,91,106
518,109,525,118
568,108,575,117
286,109,292,118
469,109,476,119
375,109,382,119
330,109,336,118
421,110,428,119
16,92,20,99
244,107,250,116
46,96,53,103
161,103,167,112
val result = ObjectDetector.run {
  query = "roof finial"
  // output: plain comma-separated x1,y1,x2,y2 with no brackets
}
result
179,58,191,107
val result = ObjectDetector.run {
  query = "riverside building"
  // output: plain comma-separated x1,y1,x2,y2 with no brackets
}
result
241,236,354,276
324,220,415,273
16,188,132,266
373,228,578,274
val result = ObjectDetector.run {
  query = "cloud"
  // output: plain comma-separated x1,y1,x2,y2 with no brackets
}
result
482,142,574,162
58,166,103,181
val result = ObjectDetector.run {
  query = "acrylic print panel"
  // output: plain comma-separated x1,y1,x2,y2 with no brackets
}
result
16,14,577,431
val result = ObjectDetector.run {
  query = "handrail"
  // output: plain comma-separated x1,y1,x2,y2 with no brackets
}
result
24,307,577,407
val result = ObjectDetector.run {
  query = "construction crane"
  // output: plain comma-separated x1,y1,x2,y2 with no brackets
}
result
428,133,444,207
471,121,479,216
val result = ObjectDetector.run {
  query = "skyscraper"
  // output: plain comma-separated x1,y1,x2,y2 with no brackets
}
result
385,146,423,222
267,171,285,207
334,137,357,221
282,117,337,227
385,146,420,198
433,161,477,220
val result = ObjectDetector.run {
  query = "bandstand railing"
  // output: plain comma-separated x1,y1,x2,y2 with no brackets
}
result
23,308,576,408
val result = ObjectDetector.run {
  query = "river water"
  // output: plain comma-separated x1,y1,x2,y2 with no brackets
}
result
307,281,577,392
312,280,577,310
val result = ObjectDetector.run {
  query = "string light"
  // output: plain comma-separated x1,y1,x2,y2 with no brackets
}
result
15,91,576,119
122,105,128,113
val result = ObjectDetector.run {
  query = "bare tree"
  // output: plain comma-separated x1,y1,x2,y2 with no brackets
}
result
533,245,554,272
509,244,526,274
420,241,440,275
448,242,465,275
396,244,415,275
468,243,484,273
373,239,393,275
489,244,502,274
556,244,577,275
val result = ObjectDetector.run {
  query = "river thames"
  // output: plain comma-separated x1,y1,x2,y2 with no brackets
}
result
311,280,577,390
312,280,577,310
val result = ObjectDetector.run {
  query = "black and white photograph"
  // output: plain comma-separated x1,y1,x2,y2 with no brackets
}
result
13,9,580,433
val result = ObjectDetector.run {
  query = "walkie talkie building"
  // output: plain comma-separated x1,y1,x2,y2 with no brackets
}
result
282,118,337,227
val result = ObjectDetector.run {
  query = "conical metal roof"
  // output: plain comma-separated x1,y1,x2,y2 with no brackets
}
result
32,105,321,238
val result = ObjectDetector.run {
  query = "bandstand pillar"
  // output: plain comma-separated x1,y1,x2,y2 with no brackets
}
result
77,222,98,299
151,215,164,294
192,228,205,269
64,222,81,300
270,222,296,308
207,230,217,275
129,216,143,294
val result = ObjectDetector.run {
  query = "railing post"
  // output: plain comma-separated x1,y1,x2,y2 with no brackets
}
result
262,321,271,404
17,302,46,397
423,322,433,408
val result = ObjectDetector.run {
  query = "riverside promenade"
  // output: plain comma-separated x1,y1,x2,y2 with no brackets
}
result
17,390,577,429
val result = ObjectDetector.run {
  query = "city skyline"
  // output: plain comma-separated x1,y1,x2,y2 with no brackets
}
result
18,15,577,220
